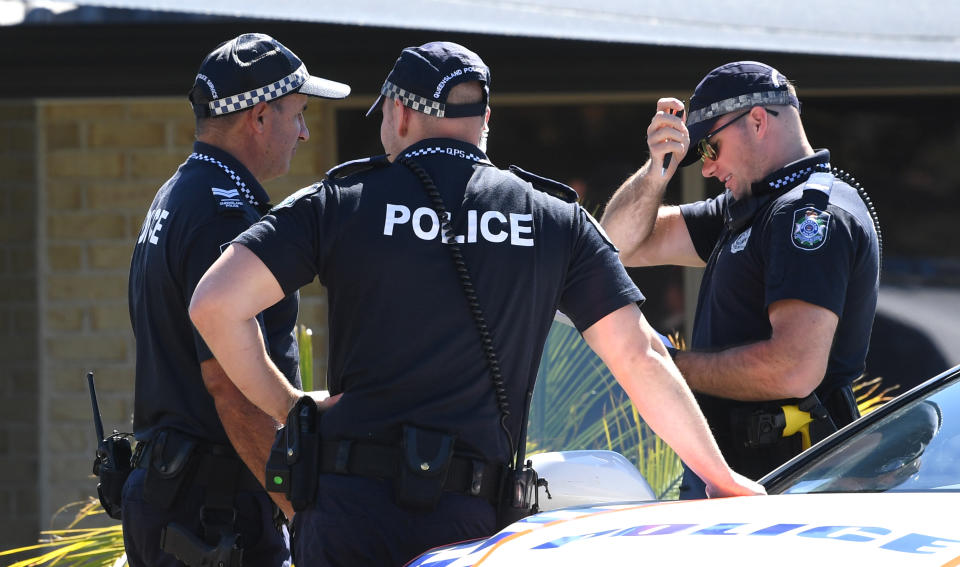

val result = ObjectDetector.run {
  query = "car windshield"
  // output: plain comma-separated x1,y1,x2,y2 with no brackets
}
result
774,372,960,494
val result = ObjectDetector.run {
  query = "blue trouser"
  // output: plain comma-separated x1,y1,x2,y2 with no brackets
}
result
292,474,496,566
678,463,708,500
121,468,291,567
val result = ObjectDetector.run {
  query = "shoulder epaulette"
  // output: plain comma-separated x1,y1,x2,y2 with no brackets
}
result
508,165,579,203
326,155,391,180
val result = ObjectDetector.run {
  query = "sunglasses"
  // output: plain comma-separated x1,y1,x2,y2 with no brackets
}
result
697,107,779,162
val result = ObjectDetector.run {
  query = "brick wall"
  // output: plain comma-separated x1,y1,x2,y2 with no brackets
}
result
0,101,40,549
20,97,338,544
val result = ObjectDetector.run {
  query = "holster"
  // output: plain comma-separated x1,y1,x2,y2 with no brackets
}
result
143,429,199,510
265,396,321,511
395,425,456,510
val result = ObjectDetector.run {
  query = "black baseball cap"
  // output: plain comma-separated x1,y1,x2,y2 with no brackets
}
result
365,41,490,118
680,61,800,167
189,33,350,119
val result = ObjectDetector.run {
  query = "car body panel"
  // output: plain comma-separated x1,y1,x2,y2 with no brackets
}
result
409,493,960,566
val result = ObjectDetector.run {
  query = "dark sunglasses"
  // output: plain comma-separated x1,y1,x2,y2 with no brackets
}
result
697,107,779,162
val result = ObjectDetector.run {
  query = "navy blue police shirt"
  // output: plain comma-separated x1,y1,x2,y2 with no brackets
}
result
679,150,879,421
128,141,301,444
235,138,642,464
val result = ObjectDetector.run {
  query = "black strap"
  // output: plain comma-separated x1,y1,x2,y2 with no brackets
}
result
398,157,518,462
318,440,501,503
136,436,262,492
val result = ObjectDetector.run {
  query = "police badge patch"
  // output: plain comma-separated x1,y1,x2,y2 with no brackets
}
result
731,227,752,254
792,207,830,250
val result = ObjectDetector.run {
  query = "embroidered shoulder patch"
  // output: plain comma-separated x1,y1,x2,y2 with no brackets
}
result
731,227,752,254
211,187,245,214
792,207,831,250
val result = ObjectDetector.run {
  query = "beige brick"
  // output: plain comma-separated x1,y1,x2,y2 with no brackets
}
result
50,366,86,393
91,303,129,331
171,119,197,147
46,307,84,331
128,149,186,178
0,124,35,152
287,153,321,177
127,214,147,239
128,99,192,120
48,424,90,455
43,103,127,123
54,365,133,394
88,181,157,211
48,393,126,425
47,274,126,301
47,151,124,179
0,277,36,302
46,181,85,210
0,155,36,182
48,456,90,482
45,122,81,151
48,212,127,240
88,121,166,149
47,244,84,271
89,243,131,270
47,335,126,362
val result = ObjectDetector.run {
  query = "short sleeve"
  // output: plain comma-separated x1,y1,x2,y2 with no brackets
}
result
764,202,854,316
234,183,331,296
679,194,727,262
559,206,644,332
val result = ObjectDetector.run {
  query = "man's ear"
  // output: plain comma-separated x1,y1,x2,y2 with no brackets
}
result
750,105,770,137
248,101,270,133
395,98,411,138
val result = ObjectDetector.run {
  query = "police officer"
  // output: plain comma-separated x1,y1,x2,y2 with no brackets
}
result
189,42,763,566
124,33,349,566
602,61,881,497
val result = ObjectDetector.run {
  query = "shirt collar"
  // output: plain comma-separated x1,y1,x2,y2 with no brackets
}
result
725,149,832,232
189,141,271,209
396,138,492,165
754,149,832,196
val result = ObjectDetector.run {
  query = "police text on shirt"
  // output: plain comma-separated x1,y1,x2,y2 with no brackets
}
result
384,204,534,246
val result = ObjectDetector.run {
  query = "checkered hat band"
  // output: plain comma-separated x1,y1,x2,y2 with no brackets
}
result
687,91,796,126
208,65,308,117
381,81,446,117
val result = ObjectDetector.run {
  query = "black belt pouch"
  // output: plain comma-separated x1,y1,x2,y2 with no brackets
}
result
395,425,456,510
144,430,199,510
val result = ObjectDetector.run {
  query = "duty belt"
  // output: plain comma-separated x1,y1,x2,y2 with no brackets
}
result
134,432,262,492
319,439,502,504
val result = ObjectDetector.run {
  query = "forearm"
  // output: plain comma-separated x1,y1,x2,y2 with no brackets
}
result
612,338,734,489
196,313,301,422
675,341,817,402
202,359,295,518
583,306,733,490
601,159,669,262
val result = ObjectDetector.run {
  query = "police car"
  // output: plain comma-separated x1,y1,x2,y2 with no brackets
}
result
409,362,960,566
